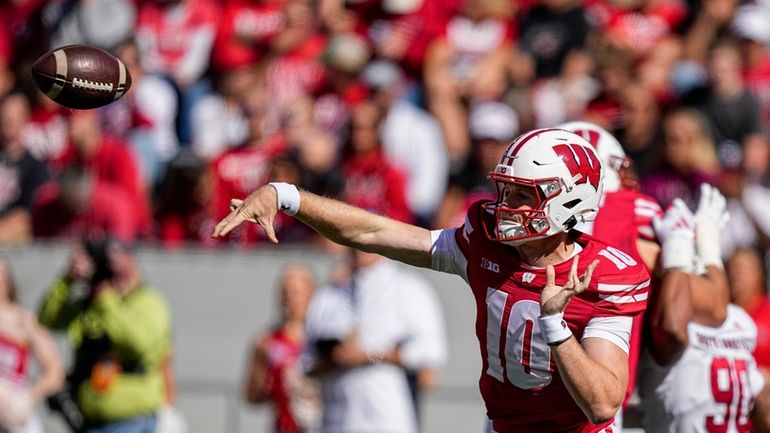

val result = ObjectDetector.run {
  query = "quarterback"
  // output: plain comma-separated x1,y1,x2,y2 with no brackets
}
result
213,128,651,432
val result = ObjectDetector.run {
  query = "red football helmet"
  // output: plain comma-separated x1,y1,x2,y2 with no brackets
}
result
483,128,604,246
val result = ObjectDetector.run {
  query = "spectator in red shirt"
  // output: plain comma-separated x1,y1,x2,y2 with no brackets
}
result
32,165,138,243
211,0,286,72
424,0,514,169
727,247,770,381
326,0,459,77
262,3,328,137
341,99,411,223
243,264,320,433
599,0,686,59
57,109,151,237
134,0,222,145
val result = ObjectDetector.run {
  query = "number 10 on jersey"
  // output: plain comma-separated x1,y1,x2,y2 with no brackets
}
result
486,290,554,389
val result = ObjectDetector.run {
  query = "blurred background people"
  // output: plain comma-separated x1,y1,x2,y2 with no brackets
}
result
242,264,320,433
641,108,721,209
44,0,137,53
433,101,518,228
303,248,446,433
362,60,448,228
727,247,770,382
134,0,221,146
340,100,412,223
682,39,770,180
423,0,514,169
0,258,64,433
56,109,150,238
32,166,138,244
153,152,212,248
0,91,49,245
38,238,172,433
106,39,180,189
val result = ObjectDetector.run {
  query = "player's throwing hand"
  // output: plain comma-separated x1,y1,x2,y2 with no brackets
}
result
212,185,280,243
540,257,599,316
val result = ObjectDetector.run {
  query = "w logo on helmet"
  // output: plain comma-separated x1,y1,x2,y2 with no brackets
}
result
553,143,601,188
571,129,601,148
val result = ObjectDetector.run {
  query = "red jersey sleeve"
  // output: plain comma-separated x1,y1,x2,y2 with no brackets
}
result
581,240,651,317
633,193,662,242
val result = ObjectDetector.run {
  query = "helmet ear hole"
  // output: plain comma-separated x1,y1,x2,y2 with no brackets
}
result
563,198,581,209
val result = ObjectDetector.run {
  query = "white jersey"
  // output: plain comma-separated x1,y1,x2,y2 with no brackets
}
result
639,304,766,433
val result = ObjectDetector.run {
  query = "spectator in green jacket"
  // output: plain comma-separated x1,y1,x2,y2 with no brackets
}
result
38,238,171,433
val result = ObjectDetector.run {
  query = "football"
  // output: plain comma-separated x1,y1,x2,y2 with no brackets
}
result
30,45,131,110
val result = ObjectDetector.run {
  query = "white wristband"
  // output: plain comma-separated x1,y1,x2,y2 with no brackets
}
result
538,312,573,346
269,182,301,216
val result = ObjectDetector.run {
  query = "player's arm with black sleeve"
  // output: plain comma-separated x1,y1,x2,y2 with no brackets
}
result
213,184,434,268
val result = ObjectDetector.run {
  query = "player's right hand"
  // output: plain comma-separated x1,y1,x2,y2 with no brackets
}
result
541,256,598,317
211,185,280,243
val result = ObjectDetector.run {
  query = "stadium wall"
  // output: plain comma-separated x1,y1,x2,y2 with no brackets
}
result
3,243,486,433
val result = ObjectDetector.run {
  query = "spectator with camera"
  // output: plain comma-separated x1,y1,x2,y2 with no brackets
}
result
38,238,172,433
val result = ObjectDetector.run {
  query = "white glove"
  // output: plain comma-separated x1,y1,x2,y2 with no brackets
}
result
695,183,729,268
653,198,696,271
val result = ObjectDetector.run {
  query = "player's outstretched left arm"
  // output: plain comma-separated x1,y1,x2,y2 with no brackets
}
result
540,257,629,424
212,184,433,268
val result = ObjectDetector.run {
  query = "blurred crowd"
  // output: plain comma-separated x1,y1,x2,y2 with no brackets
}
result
3,0,770,260
7,1,770,431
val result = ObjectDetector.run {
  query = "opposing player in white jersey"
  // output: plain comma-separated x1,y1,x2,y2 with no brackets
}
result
557,122,755,432
639,185,770,433
640,303,764,433
214,128,652,432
